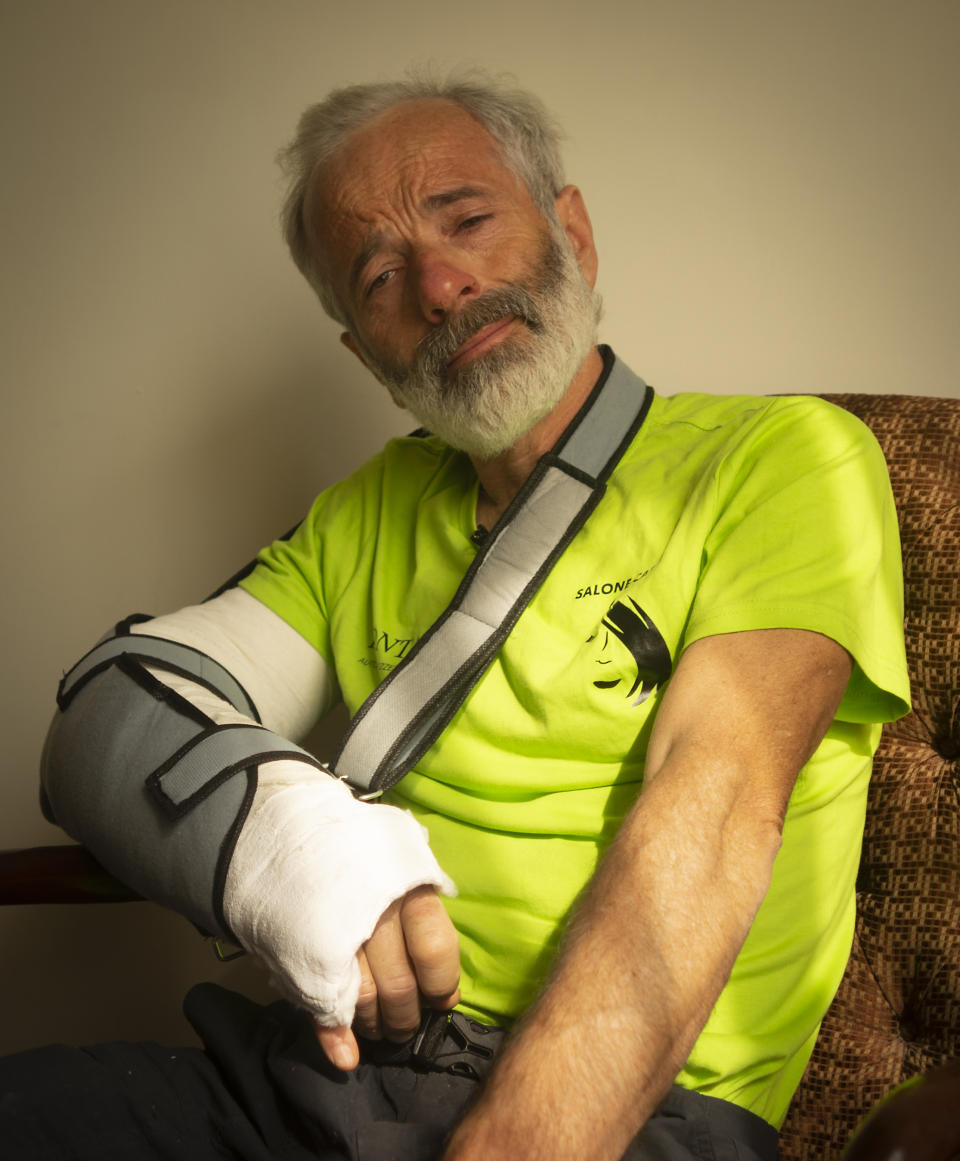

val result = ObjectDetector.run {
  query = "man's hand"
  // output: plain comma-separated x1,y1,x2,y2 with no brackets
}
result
316,884,461,1071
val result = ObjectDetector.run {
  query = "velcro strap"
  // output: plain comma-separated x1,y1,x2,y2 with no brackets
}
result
58,632,260,721
147,723,328,819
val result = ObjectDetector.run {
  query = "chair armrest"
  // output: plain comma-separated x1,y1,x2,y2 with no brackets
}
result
844,1061,960,1159
0,845,142,904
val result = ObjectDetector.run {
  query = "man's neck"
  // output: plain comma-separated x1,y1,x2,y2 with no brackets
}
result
471,346,605,532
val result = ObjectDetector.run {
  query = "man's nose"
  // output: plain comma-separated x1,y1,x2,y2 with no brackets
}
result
413,249,479,322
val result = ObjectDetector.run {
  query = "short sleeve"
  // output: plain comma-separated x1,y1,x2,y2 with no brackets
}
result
239,503,334,664
683,396,910,724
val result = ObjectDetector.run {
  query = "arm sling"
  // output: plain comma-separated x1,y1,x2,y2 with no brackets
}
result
45,351,652,937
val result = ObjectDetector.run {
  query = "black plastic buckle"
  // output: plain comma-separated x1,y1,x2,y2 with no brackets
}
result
410,1009,452,1063
409,1010,502,1080
447,1016,494,1060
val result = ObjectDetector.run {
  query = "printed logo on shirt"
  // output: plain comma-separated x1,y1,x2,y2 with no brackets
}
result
358,626,419,673
368,626,416,660
574,569,649,600
586,597,672,706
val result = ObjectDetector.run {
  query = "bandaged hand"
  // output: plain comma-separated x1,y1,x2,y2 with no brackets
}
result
135,651,458,1049
222,765,457,1031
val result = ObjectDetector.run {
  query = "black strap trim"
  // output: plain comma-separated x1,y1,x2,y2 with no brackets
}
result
57,628,261,723
551,343,617,458
212,766,259,940
116,654,216,732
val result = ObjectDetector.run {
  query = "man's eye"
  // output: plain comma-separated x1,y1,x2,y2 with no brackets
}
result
458,214,492,232
367,270,394,295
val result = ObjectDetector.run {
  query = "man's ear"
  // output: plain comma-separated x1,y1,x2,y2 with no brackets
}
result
553,185,599,289
340,332,405,408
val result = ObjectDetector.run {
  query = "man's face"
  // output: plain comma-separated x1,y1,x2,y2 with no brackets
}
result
305,100,601,458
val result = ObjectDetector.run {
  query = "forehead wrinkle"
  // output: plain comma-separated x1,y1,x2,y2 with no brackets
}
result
421,186,486,212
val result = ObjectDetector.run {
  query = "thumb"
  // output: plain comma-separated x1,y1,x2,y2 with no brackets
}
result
315,1022,360,1072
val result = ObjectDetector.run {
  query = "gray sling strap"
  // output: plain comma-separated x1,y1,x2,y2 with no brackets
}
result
332,352,653,794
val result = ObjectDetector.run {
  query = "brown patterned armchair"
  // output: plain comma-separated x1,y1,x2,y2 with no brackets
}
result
2,392,958,1157
779,393,960,1158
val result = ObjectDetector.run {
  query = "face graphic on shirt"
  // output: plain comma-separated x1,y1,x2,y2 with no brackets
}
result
586,597,672,706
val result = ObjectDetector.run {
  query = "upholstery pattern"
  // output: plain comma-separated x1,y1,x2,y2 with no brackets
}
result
780,394,960,1159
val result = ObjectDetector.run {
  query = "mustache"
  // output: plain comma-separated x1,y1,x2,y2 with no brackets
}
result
413,286,545,378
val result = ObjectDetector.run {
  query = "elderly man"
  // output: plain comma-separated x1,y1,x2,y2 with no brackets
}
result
4,74,908,1161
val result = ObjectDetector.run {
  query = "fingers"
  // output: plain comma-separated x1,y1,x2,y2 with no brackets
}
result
352,947,382,1040
318,886,462,1070
400,886,461,1009
357,886,463,1044
362,895,427,1042
315,1022,360,1072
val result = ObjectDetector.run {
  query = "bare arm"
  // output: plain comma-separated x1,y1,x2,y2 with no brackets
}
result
442,627,853,1161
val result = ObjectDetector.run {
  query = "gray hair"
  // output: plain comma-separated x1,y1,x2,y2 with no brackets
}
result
277,70,567,325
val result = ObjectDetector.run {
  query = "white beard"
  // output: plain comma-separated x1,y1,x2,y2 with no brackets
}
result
353,228,602,460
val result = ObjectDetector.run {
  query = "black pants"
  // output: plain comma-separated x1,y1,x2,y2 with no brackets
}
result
0,983,779,1160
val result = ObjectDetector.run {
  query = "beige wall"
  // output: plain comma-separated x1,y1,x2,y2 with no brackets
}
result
1,0,957,1053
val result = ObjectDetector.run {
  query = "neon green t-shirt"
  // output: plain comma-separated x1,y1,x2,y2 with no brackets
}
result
240,373,909,1128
